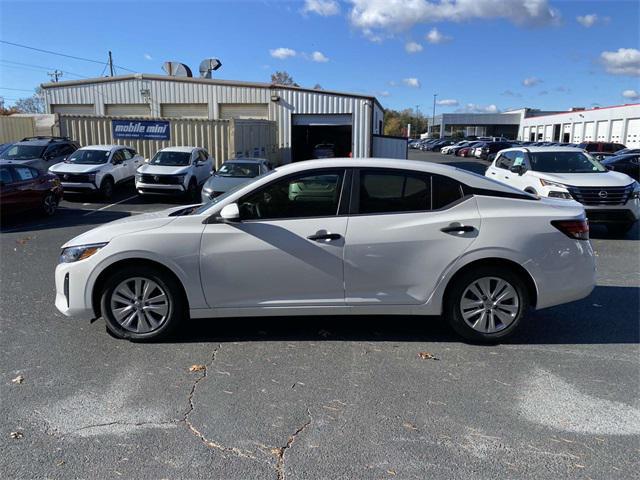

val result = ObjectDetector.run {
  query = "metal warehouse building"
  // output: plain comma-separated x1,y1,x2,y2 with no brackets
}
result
519,104,640,147
40,74,389,163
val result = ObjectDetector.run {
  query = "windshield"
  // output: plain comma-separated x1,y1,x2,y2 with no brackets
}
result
67,149,110,165
0,145,45,160
192,169,277,215
216,162,260,178
150,151,191,166
529,151,606,173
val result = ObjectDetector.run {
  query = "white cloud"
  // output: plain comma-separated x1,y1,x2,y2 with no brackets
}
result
302,0,340,16
310,51,330,62
576,14,597,27
426,28,452,44
522,76,542,87
388,80,398,87
405,41,423,53
622,89,639,100
378,90,391,97
456,103,500,113
402,77,421,88
348,0,560,35
601,48,640,76
501,89,522,98
436,98,459,106
144,53,153,60
270,48,297,59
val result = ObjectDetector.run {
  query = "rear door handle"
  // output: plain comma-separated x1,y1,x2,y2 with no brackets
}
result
307,232,342,241
441,224,475,233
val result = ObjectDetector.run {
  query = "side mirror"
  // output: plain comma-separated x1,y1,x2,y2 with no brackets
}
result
510,164,525,175
219,203,240,222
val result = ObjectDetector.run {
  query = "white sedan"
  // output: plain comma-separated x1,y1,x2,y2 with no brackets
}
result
55,159,596,343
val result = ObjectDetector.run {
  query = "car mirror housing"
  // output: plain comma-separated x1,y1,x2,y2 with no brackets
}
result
219,203,240,222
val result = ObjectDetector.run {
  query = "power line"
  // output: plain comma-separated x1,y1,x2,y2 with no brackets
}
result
0,59,90,78
0,86,34,92
0,40,137,73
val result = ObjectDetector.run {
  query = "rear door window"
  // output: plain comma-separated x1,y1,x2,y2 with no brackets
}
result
14,166,37,181
0,166,15,184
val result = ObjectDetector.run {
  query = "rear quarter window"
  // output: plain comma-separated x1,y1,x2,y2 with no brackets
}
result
432,175,464,210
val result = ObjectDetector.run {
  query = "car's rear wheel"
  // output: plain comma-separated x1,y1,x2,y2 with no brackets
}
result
607,222,634,237
100,177,114,200
445,266,529,343
100,266,185,341
41,192,58,216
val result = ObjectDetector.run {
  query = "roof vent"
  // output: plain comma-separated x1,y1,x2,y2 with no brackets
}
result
162,62,193,77
199,58,222,78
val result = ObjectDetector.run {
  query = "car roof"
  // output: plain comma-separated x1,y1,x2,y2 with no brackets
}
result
502,146,585,153
77,145,129,152
225,158,268,164
159,146,198,153
273,158,533,196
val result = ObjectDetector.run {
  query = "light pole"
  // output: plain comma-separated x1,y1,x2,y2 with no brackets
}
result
415,104,420,138
432,93,438,138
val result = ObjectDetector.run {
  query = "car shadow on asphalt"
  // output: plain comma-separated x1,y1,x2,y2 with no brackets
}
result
0,207,131,233
589,223,640,241
166,285,639,346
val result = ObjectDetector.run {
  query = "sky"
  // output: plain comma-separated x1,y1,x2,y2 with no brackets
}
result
0,0,639,114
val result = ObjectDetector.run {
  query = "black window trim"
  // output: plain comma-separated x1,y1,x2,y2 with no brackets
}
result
232,167,351,223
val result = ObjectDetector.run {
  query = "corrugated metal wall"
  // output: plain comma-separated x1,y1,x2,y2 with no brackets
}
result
0,116,35,143
43,77,377,162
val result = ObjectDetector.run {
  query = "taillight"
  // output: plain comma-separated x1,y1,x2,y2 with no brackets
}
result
551,219,589,240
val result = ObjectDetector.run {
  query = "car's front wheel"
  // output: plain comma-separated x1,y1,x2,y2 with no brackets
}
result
445,266,529,343
100,266,185,341
100,177,114,200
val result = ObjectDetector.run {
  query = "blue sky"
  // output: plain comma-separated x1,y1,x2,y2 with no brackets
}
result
1,0,639,113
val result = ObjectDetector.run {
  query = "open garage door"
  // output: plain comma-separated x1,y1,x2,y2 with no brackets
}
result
291,114,352,162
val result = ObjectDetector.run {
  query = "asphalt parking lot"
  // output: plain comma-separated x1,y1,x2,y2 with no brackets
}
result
1,154,639,479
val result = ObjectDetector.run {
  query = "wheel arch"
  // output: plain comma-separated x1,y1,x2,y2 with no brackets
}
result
91,258,189,318
442,258,538,309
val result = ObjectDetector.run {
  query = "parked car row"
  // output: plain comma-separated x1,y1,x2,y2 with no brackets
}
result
0,136,272,218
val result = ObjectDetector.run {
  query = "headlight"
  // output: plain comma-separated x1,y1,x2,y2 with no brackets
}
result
540,178,566,189
59,243,107,263
548,190,572,199
631,181,640,199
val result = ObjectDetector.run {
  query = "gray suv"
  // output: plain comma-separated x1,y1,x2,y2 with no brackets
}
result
0,136,79,172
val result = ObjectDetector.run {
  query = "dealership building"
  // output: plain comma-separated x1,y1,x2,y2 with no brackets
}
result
40,74,389,163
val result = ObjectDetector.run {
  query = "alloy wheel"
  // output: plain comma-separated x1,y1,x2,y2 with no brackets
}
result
459,276,519,334
109,277,169,333
43,194,57,215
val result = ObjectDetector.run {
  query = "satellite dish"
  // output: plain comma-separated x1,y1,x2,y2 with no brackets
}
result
162,61,193,77
199,58,222,78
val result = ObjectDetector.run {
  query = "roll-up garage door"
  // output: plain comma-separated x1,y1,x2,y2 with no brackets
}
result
610,119,623,143
583,122,595,141
161,103,208,118
219,104,268,119
292,114,353,126
626,118,640,147
596,120,608,141
51,104,95,115
105,104,151,117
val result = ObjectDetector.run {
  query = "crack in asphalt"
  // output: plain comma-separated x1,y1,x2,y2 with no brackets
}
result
72,420,176,434
274,408,313,480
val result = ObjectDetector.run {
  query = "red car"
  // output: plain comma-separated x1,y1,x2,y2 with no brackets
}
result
457,146,472,157
0,163,63,216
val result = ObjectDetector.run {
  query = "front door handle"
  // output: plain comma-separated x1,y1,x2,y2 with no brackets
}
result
441,224,475,234
307,232,342,241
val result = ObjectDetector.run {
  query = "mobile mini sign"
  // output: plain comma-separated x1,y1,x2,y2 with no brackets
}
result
112,120,171,140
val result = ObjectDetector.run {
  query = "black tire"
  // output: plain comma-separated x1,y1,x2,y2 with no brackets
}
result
444,265,530,344
41,192,58,216
186,179,198,202
100,265,185,341
607,222,634,237
100,177,114,200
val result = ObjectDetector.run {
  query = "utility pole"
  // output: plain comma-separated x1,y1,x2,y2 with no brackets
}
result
432,93,438,138
108,51,114,77
415,104,420,136
47,70,63,82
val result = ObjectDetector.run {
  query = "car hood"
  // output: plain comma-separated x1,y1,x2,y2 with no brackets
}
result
203,175,253,192
536,171,635,187
61,205,193,248
137,164,191,175
49,163,103,174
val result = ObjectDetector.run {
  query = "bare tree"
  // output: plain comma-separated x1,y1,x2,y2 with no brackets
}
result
14,87,44,114
270,71,299,87
313,84,323,90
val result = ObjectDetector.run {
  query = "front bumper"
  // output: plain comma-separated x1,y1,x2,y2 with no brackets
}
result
136,182,186,195
60,181,98,192
55,261,94,317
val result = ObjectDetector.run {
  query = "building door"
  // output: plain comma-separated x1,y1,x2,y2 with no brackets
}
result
291,114,353,162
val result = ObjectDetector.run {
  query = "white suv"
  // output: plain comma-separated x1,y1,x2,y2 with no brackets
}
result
135,146,213,199
486,147,640,235
49,145,143,199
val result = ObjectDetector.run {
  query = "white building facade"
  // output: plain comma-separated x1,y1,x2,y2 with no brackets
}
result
41,74,385,163
519,104,640,148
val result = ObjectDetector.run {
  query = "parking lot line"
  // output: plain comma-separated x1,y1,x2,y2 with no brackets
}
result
82,195,139,216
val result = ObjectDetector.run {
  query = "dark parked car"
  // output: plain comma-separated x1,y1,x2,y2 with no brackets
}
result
477,141,513,160
0,136,79,172
601,154,640,181
577,141,626,154
0,162,63,216
312,143,335,159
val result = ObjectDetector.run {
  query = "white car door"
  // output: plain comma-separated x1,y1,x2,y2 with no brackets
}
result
199,169,348,308
487,151,516,187
121,148,142,179
110,149,128,183
344,169,480,305
197,149,213,183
